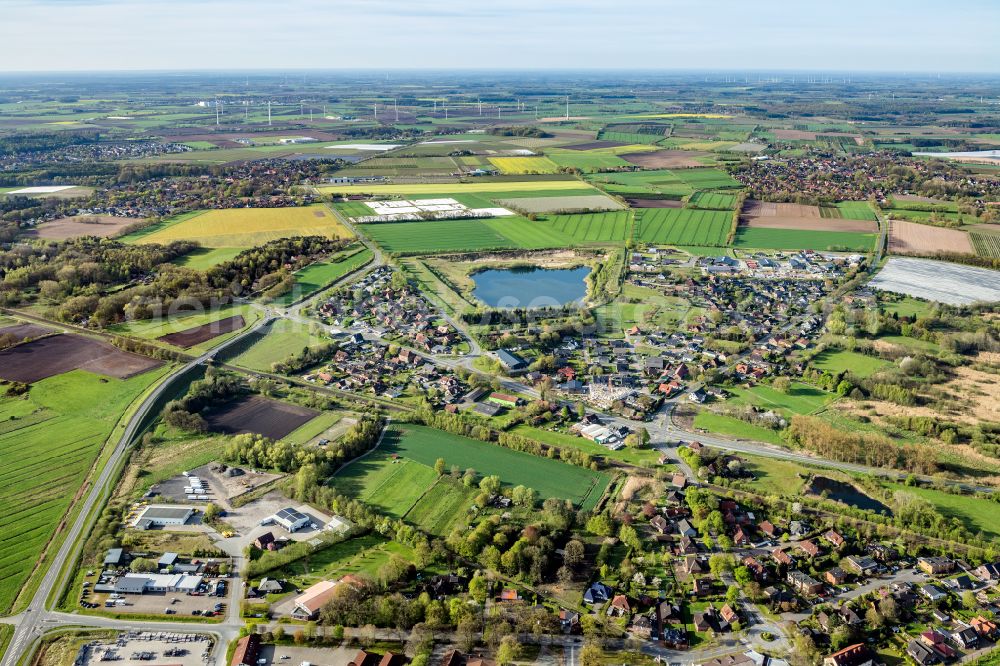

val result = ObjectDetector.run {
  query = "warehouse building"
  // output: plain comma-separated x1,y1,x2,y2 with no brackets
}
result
113,573,203,594
272,507,311,533
131,505,195,530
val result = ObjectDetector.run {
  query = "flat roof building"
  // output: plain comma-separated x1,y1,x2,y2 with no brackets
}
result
131,505,194,528
274,507,311,533
114,573,202,594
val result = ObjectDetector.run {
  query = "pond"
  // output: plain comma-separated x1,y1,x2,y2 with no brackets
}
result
471,266,590,309
806,476,892,515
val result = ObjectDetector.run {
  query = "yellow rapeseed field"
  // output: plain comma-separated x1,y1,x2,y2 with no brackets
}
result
487,156,560,174
138,205,352,248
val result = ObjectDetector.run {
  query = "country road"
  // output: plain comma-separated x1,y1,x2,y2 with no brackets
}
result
0,205,977,666
0,316,272,666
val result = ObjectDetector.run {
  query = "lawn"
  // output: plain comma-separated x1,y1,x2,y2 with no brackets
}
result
274,247,373,306
374,424,611,509
634,208,733,246
811,349,890,378
734,227,876,252
884,483,1000,541
692,411,785,446
135,205,352,247
0,365,171,613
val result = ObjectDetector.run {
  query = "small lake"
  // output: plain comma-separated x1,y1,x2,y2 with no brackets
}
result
472,266,590,309
807,476,892,515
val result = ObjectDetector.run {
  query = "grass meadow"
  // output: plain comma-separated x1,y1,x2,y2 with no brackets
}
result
634,208,732,246
734,227,876,251
0,366,171,613
337,425,611,512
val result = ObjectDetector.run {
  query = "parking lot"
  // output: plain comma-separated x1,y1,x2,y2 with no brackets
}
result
223,491,333,546
79,633,213,666
154,464,284,508
91,581,230,618
256,644,362,666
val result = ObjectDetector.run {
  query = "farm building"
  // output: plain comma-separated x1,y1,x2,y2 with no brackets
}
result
272,507,311,533
131,505,194,529
231,635,260,666
487,392,520,408
291,580,339,619
494,349,527,372
113,573,203,594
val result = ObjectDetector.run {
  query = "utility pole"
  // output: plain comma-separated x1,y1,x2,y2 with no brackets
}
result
565,95,569,120
267,100,271,125
394,98,399,122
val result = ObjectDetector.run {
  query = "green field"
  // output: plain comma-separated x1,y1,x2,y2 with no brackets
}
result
687,191,737,210
741,454,809,495
230,321,329,371
318,179,595,197
171,247,245,270
970,231,1000,259
0,366,171,613
282,411,344,446
403,478,477,536
546,150,632,172
885,483,1000,541
634,208,732,246
341,424,611,510
108,303,257,346
539,212,632,243
510,424,661,466
880,296,933,319
256,534,417,587
359,216,585,254
335,452,438,518
692,411,785,446
831,201,877,221
727,382,833,417
734,227,875,251
673,168,741,189
275,247,373,306
811,349,890,378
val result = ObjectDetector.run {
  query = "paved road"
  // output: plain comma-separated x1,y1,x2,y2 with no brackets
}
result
0,317,272,666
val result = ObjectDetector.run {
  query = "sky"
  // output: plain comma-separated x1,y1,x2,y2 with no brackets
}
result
2,0,999,73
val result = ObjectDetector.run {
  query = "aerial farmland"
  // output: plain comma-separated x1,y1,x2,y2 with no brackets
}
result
1,59,1000,666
